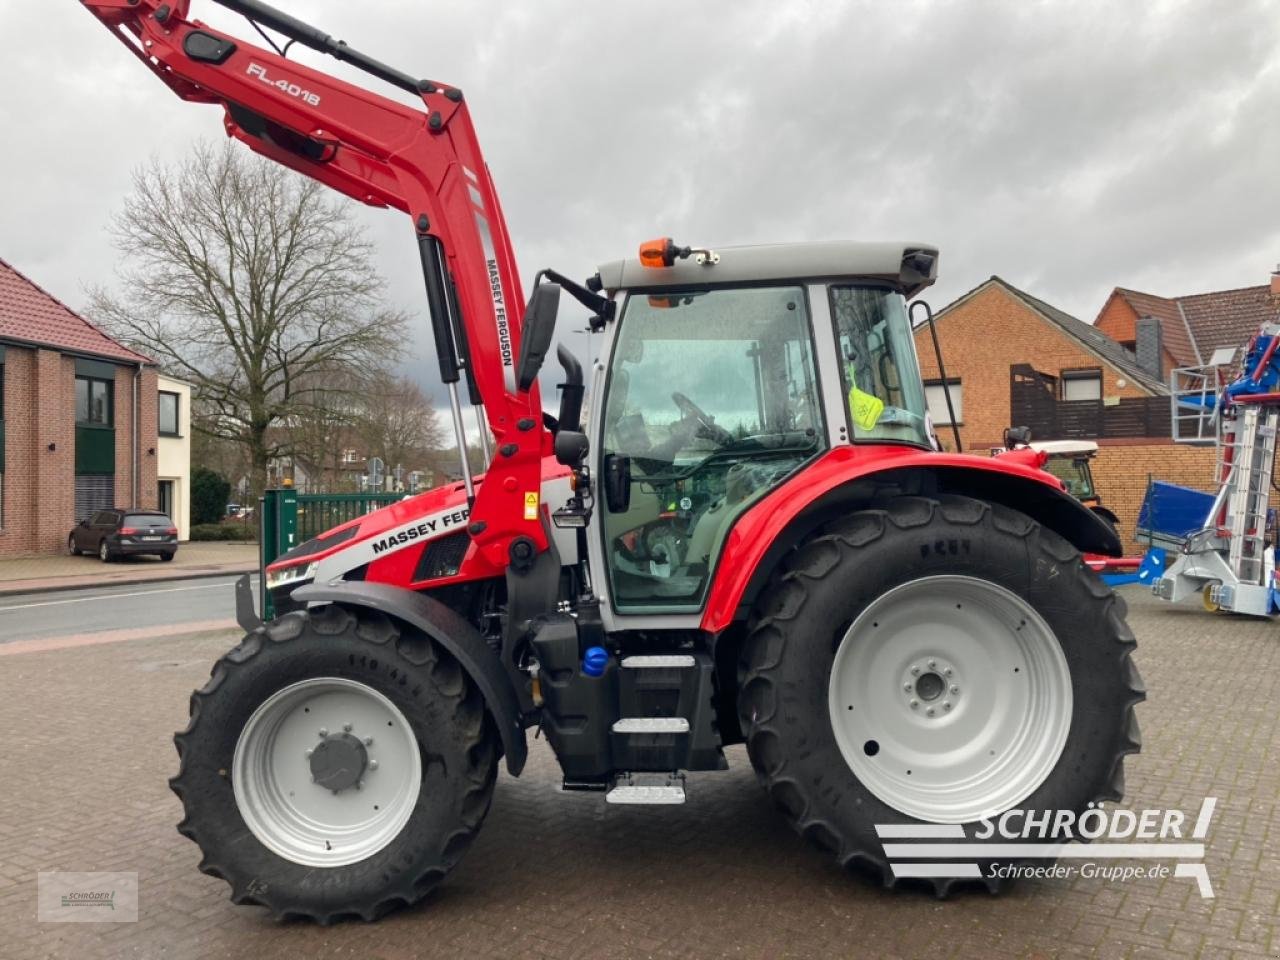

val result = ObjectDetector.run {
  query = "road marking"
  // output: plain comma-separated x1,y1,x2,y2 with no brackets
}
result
0,619,240,657
0,579,255,613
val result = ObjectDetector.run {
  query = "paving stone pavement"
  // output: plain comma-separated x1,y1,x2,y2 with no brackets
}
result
1,587,1278,960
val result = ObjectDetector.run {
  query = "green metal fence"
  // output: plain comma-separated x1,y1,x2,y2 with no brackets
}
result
296,493,402,541
258,488,402,618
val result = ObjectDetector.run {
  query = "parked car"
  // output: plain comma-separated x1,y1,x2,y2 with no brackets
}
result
69,509,179,562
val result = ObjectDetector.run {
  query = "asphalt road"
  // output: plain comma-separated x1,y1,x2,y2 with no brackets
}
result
0,574,254,644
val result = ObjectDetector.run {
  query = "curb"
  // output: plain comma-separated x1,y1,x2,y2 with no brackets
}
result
0,564,258,598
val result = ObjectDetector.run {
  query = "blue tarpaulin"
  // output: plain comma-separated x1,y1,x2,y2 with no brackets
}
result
1136,480,1216,545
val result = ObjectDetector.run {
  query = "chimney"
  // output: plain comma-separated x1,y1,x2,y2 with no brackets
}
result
1134,315,1164,381
1271,263,1280,295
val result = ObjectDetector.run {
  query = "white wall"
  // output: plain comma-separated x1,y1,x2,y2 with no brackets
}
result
156,375,192,540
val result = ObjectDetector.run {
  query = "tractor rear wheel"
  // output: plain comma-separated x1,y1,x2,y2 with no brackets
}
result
171,603,497,922
738,495,1144,895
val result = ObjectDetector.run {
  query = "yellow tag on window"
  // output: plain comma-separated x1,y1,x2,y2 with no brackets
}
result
848,385,885,432
524,491,539,521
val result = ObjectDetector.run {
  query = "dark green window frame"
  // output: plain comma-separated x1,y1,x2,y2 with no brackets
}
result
159,390,180,437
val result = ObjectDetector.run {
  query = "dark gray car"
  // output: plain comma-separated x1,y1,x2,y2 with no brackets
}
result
69,509,179,562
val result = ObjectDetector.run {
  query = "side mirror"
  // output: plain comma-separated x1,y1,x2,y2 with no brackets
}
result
1003,425,1032,450
515,282,561,392
79,519,89,527
603,454,631,513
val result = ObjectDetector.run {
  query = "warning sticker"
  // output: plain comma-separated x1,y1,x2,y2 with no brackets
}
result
524,491,539,521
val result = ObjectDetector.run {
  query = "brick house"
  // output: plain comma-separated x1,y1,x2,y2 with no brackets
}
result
915,276,1167,452
0,259,161,556
913,276,1215,546
914,271,1280,546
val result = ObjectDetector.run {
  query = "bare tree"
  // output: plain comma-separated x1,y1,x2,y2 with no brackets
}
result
354,374,446,487
90,140,406,496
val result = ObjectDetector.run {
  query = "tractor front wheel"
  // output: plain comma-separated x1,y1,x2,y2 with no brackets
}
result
171,603,497,922
739,495,1144,894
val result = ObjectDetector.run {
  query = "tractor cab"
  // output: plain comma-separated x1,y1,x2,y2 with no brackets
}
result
584,241,938,615
995,430,1117,531
1030,439,1101,504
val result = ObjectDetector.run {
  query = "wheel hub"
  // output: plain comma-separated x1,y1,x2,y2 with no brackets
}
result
309,732,368,792
901,657,960,717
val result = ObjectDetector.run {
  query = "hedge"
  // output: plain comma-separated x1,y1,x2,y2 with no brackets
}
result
190,522,258,542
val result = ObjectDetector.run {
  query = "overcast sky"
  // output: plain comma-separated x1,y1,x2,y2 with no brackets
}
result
2,0,1277,417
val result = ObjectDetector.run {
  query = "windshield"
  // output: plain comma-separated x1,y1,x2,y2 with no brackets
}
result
830,286,931,447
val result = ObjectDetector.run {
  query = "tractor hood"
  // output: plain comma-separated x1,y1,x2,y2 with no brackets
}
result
266,457,573,590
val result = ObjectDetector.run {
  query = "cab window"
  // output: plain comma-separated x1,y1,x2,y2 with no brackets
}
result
830,286,931,447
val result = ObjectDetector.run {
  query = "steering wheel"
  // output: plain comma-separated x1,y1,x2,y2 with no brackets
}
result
672,391,734,445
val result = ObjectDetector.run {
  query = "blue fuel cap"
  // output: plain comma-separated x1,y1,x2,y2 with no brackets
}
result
582,646,608,677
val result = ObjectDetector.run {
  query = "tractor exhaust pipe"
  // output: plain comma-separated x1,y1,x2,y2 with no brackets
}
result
208,0,430,96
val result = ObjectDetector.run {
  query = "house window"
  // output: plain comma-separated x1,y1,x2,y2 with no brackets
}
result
924,379,963,425
76,375,114,425
159,391,180,437
341,449,358,464
1061,369,1102,402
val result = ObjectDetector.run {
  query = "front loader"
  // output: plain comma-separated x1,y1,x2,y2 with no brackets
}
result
82,0,1144,921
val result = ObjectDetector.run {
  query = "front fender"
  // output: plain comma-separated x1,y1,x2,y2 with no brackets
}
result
700,445,1122,632
292,580,527,775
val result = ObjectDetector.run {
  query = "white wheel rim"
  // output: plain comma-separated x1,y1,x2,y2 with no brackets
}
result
828,575,1072,823
232,677,422,867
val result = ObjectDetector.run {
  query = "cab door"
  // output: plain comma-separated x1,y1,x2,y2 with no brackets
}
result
594,285,827,615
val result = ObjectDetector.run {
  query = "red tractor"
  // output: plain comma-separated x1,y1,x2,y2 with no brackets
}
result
83,0,1143,921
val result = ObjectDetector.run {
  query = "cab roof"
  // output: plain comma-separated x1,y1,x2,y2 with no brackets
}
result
596,241,939,298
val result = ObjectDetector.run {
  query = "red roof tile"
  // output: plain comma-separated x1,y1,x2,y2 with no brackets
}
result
0,258,152,364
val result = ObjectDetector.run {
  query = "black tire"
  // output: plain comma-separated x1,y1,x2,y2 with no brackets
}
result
160,551,176,562
98,540,113,563
738,495,1144,895
171,603,498,922
68,535,80,557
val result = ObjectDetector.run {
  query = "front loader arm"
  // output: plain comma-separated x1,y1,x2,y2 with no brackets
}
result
81,0,548,561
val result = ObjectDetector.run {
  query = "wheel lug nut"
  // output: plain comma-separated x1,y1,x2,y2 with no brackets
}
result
944,668,953,676
926,707,935,716
369,760,378,770
928,659,937,669
364,737,374,746
944,702,952,711
950,685,959,694
318,728,328,738
343,723,353,733
903,683,913,691
911,667,920,676
909,699,919,709
305,749,313,758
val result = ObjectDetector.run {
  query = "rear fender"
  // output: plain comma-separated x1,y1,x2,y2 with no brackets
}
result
700,446,1123,632
292,580,527,775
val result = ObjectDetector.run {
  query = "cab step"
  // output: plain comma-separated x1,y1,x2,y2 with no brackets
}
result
612,717,690,733
620,655,696,669
605,773,686,805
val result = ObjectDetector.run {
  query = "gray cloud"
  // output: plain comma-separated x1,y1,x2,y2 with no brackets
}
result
3,0,1277,414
